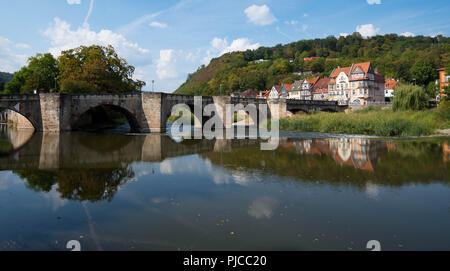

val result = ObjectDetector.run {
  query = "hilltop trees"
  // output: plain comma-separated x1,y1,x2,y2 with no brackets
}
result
4,45,145,94
175,33,449,96
409,59,435,86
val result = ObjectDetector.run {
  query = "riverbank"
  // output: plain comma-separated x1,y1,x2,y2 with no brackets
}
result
279,106,450,137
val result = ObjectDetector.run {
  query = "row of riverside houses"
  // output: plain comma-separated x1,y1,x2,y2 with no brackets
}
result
250,62,390,105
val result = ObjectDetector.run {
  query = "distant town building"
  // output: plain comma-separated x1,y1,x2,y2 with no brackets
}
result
251,59,268,64
268,85,284,99
281,84,293,98
438,68,449,98
304,57,320,61
289,80,304,100
240,89,257,98
258,90,270,99
293,71,313,76
328,62,385,105
312,77,330,101
300,77,319,100
231,89,258,98
384,78,398,99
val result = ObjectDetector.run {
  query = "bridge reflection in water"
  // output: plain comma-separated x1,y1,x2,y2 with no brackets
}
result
0,127,448,203
1,127,449,251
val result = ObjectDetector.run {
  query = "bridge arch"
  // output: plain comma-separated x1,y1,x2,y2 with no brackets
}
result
0,107,38,131
71,104,142,133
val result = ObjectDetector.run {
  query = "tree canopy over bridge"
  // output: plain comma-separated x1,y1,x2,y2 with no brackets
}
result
2,45,145,95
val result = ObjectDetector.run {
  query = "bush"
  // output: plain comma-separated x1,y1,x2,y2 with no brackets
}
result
392,84,429,111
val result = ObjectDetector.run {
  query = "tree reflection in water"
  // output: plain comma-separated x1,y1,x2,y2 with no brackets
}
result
202,138,450,188
14,166,134,202
1,127,448,203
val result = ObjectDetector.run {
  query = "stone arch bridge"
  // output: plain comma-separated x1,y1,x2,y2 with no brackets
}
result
0,93,347,132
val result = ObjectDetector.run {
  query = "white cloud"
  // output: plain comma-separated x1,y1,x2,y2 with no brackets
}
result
367,0,381,4
400,32,415,37
215,37,260,55
431,31,444,38
67,0,81,4
339,33,350,37
43,17,151,66
15,43,31,49
303,13,308,17
149,21,168,28
0,35,30,72
203,37,260,65
157,49,178,79
244,4,277,26
356,24,380,38
248,197,279,219
211,37,228,51
285,20,298,25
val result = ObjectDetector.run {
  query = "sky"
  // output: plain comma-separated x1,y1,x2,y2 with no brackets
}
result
0,0,449,93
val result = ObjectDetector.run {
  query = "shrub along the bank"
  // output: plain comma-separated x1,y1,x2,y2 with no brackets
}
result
280,108,449,136
392,84,429,111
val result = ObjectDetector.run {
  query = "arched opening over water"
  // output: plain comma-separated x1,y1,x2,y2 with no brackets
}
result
72,104,141,133
0,107,36,132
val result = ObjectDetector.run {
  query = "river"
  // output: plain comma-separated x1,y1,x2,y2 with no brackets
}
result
0,125,449,251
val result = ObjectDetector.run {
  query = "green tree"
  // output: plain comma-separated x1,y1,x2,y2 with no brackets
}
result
409,59,435,86
392,84,429,111
5,67,30,94
5,53,59,94
58,45,145,94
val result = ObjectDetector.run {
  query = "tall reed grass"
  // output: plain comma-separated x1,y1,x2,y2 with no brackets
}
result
280,106,449,136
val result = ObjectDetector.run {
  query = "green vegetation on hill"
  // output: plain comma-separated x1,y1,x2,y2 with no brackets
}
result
0,71,13,92
175,33,450,96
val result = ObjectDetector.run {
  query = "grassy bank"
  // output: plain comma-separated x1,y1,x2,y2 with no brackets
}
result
280,106,450,137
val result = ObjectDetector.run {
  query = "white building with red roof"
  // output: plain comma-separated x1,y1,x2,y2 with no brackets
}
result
328,62,385,105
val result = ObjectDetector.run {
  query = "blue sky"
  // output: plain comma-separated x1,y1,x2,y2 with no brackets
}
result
0,0,449,92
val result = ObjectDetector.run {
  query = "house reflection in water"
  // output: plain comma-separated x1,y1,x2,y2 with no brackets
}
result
444,142,450,163
285,138,388,172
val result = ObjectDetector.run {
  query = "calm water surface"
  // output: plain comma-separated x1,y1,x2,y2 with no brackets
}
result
0,125,449,251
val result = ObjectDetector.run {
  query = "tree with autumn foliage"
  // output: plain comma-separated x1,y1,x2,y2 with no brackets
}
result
58,45,145,94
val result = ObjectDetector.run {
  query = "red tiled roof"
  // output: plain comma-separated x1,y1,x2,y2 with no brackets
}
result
352,62,371,73
284,84,293,91
306,77,320,85
313,78,330,93
385,78,398,90
304,57,320,61
331,67,351,78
